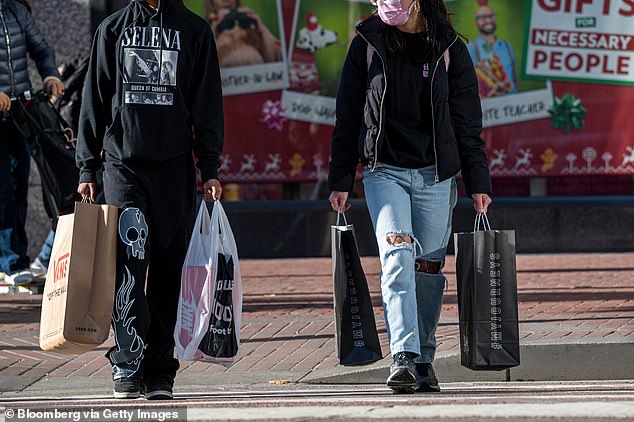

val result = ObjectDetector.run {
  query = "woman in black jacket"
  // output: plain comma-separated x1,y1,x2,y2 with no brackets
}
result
0,0,63,285
328,0,492,393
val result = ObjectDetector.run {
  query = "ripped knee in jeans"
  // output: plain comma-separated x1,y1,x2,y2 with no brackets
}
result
415,258,442,274
386,233,413,247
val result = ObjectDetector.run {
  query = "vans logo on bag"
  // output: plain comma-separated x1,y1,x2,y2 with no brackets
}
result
53,253,70,285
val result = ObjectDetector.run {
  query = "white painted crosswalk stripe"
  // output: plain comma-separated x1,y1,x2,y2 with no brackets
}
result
186,402,634,420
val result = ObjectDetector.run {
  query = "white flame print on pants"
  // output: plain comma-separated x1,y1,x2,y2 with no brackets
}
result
111,265,145,372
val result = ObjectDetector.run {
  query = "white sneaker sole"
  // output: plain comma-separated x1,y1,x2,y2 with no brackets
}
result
387,368,416,393
113,391,141,399
5,272,34,286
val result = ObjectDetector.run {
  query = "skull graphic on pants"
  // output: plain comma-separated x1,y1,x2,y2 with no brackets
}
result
118,208,148,260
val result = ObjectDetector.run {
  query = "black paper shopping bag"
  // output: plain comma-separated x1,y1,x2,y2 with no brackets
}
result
454,214,520,371
198,253,239,359
332,216,382,366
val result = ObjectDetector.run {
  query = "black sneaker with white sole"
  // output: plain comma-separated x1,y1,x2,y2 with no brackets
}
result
4,269,33,286
114,376,141,399
144,380,174,400
386,352,417,394
414,362,440,392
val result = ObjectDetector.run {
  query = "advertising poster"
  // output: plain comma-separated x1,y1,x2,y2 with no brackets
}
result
184,0,337,184
448,0,554,128
185,0,289,96
524,0,634,85
180,0,634,187
282,0,375,126
472,0,634,179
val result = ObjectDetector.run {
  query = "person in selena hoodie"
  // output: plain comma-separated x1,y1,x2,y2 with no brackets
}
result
76,0,223,400
329,0,492,393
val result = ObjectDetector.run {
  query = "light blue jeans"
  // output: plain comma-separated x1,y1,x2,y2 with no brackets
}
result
363,163,457,363
0,228,19,274
37,229,56,267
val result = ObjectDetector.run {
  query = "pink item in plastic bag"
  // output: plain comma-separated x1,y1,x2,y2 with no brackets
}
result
174,201,242,366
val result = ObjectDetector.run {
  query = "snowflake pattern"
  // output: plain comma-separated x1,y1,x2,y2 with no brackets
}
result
260,100,287,131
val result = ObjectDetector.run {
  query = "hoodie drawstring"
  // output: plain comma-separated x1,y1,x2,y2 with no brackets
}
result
121,1,164,87
158,11,163,87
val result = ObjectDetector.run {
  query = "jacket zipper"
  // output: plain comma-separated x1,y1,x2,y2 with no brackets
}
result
357,32,387,172
430,35,458,183
0,9,16,96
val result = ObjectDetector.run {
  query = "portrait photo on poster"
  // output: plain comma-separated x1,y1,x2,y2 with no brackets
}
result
282,0,375,126
447,0,554,128
184,0,290,96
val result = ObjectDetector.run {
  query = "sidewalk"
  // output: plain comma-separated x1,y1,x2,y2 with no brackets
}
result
0,253,633,397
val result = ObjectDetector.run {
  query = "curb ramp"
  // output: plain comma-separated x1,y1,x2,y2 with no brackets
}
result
301,339,634,384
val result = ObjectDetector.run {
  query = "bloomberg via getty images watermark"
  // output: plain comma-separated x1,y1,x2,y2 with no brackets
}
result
2,407,186,421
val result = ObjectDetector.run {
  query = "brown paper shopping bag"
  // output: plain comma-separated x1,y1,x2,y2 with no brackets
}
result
39,201,118,354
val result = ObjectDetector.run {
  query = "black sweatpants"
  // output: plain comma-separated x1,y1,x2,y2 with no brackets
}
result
103,155,196,384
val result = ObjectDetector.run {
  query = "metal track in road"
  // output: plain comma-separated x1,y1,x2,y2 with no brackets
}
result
3,384,634,421
2,381,634,405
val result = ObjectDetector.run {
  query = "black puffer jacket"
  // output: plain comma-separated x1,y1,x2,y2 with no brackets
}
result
0,0,59,96
329,15,491,196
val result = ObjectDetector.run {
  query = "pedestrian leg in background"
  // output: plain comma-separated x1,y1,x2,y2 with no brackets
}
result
0,123,32,285
142,156,196,400
103,160,150,399
410,166,457,392
0,124,18,277
9,127,31,274
31,229,55,278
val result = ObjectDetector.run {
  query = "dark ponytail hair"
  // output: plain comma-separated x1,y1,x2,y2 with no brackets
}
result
383,0,453,60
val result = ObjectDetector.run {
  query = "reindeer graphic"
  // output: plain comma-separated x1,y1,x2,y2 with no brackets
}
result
240,154,257,173
264,154,282,173
622,147,634,167
490,149,506,168
514,148,533,169
218,154,232,173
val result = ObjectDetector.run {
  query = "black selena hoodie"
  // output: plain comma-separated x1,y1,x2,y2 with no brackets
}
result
76,0,223,184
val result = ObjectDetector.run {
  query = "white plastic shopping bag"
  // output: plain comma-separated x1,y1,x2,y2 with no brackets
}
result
174,201,242,365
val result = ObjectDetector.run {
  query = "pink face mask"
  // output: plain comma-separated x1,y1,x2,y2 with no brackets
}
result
376,0,416,27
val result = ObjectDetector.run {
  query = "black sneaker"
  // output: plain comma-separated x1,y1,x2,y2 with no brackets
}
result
114,376,141,399
144,381,174,400
414,362,440,393
386,352,416,394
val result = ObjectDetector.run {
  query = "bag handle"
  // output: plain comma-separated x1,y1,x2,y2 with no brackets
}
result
474,212,492,232
215,201,237,250
195,201,211,235
336,211,349,227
